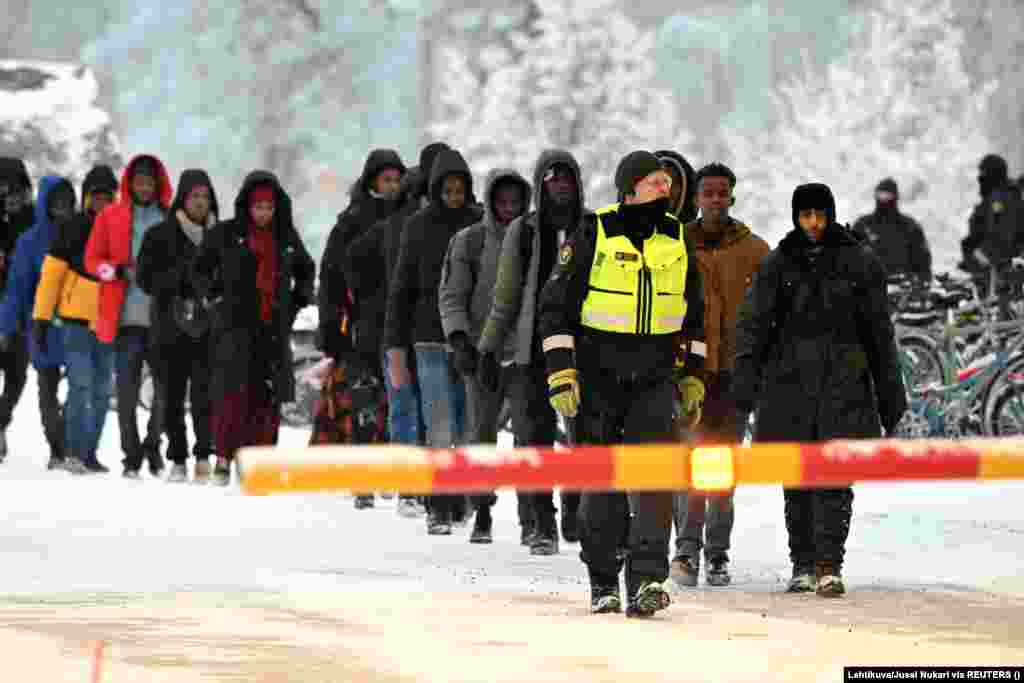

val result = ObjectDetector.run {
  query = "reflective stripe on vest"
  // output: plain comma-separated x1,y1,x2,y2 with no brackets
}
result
580,203,688,335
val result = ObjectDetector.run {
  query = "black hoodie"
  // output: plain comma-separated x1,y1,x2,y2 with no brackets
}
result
0,157,35,262
654,149,698,223
385,148,482,348
191,170,316,402
136,169,222,346
319,149,406,359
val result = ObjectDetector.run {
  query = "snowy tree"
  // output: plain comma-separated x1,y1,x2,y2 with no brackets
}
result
724,0,993,267
431,0,692,206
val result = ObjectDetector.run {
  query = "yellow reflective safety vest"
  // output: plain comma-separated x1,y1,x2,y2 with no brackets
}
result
580,203,688,335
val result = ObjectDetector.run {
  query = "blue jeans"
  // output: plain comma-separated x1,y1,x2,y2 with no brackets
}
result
382,349,423,447
415,345,466,519
62,324,114,461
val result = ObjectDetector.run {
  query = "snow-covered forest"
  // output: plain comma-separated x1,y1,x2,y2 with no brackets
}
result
1,0,1021,265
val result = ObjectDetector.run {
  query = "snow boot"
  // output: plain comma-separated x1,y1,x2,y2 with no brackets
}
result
706,556,732,587
627,581,671,618
469,506,493,544
787,562,816,593
143,444,164,477
64,456,89,475
520,520,537,547
590,584,623,614
167,463,188,483
397,496,422,518
427,510,452,536
530,517,559,556
46,445,66,471
122,467,142,480
193,460,211,484
354,495,375,509
670,556,699,588
81,455,109,474
212,458,231,487
815,561,845,598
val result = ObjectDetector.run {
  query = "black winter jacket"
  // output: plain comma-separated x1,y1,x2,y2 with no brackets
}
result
318,149,405,358
734,223,907,442
384,149,482,349
192,171,315,402
136,169,221,348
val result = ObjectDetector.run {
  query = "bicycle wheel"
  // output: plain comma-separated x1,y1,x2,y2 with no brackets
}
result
897,333,944,392
984,377,1024,436
982,355,1024,435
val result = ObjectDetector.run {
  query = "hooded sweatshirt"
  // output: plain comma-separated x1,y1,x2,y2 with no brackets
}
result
319,148,406,357
655,149,698,223
32,164,119,329
0,157,35,288
85,154,174,343
0,175,74,368
477,149,586,365
136,169,220,346
385,148,482,349
439,168,532,360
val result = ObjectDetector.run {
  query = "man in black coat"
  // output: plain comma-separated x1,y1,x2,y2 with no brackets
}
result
385,147,482,534
852,178,931,281
0,157,34,461
192,171,315,486
137,169,221,484
318,149,406,508
319,149,406,369
345,143,448,518
734,182,907,598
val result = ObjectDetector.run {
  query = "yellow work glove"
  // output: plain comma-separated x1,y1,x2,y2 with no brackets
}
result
547,368,581,418
678,376,705,429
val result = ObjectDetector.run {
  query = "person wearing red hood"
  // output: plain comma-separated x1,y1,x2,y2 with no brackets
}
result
85,154,172,478
192,171,315,486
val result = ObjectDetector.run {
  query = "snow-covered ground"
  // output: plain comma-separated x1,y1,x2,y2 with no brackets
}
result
2,369,1023,598
2,369,1023,680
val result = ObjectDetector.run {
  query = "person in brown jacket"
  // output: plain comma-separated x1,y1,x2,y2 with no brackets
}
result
670,163,770,589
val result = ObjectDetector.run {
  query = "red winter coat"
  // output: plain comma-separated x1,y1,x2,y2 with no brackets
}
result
84,155,173,343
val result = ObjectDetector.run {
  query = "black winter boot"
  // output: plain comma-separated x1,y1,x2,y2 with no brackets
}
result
470,506,493,544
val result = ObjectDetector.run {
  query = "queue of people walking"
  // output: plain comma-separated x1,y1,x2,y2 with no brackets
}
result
2,144,1019,617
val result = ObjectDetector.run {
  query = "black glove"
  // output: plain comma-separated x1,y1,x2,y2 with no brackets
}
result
477,351,500,394
449,333,478,378
32,321,49,355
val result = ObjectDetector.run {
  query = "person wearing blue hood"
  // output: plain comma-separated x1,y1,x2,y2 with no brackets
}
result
0,175,75,467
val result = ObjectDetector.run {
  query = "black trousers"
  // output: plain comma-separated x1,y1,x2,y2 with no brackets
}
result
783,487,854,569
36,365,65,456
576,371,676,594
158,335,213,464
0,338,29,430
115,326,163,469
508,363,558,529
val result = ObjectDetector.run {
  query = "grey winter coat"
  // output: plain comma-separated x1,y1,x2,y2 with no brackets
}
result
439,168,532,362
477,150,586,366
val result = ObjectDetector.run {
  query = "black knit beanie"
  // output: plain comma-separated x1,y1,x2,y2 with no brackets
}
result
615,151,662,198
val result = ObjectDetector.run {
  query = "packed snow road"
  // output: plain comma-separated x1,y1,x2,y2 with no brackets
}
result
1,374,1023,680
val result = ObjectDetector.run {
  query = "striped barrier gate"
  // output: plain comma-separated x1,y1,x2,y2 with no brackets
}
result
239,438,1024,496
